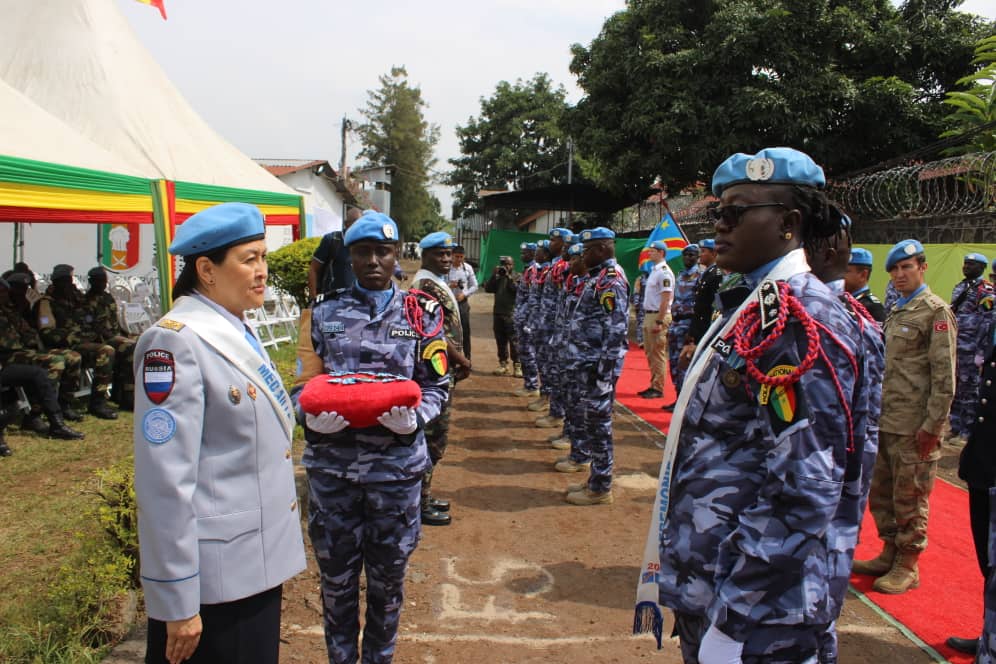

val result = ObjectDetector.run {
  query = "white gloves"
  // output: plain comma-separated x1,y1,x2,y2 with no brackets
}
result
377,406,418,435
306,411,350,434
698,624,744,664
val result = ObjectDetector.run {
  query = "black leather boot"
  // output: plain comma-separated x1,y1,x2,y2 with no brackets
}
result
421,506,452,526
21,413,49,434
88,395,118,420
427,497,450,512
60,401,84,422
47,414,85,441
0,429,12,457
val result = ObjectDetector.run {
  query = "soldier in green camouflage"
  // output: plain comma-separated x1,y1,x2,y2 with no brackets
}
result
83,267,136,410
1,273,85,426
43,264,117,420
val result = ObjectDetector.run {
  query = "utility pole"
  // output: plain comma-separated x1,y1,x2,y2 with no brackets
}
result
567,136,574,227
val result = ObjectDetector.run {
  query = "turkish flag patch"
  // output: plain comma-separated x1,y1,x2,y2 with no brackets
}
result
934,321,949,333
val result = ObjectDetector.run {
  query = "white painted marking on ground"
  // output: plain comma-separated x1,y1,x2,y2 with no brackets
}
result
288,624,660,647
442,556,554,597
438,584,554,623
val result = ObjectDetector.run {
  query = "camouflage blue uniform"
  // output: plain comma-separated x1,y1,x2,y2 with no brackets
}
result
537,258,567,406
884,281,899,317
563,272,592,464
949,276,995,438
565,258,629,492
667,263,703,392
514,261,540,391
545,259,573,420
296,284,449,664
634,272,649,345
657,271,875,664
525,260,550,390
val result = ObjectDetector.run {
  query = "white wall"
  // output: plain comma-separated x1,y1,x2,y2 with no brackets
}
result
277,170,346,238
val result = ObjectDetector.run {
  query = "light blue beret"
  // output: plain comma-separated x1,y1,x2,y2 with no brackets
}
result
683,244,700,253
343,211,399,246
965,252,989,265
849,248,873,267
648,240,667,251
885,239,925,271
418,231,454,250
580,227,615,241
699,238,716,249
538,240,551,250
520,241,537,251
549,227,571,239
565,233,579,245
712,147,826,196
567,243,583,257
169,202,265,256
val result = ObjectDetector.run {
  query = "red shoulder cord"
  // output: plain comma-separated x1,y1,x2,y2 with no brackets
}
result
403,289,444,338
593,267,618,292
841,292,876,335
732,281,856,453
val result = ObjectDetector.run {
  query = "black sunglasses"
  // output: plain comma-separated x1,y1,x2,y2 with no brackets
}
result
708,202,788,227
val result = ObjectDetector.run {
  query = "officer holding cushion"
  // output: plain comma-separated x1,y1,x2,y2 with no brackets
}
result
295,211,449,663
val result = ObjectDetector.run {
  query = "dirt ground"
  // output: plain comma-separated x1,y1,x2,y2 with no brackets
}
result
108,287,960,663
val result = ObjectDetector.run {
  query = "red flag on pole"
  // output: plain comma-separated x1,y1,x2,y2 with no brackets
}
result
133,0,167,20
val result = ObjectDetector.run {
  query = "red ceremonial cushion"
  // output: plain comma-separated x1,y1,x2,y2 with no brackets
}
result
299,372,422,429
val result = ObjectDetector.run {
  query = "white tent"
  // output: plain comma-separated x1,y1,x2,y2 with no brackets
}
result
0,0,293,195
0,78,152,177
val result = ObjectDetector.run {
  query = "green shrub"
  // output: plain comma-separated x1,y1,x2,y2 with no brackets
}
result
269,237,321,308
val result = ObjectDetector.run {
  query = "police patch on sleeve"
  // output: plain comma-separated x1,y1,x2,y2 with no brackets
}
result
422,339,449,376
142,408,176,444
599,290,616,313
757,364,807,435
143,350,175,404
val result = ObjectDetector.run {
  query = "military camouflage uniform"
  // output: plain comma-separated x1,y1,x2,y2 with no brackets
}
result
884,281,899,317
295,284,449,664
545,259,572,420
634,272,649,345
84,290,137,404
42,290,114,397
657,270,876,663
870,286,956,553
563,272,592,464
536,258,566,403
514,260,540,391
527,260,551,391
667,263,703,393
410,274,463,507
564,258,629,493
0,300,80,403
949,277,995,438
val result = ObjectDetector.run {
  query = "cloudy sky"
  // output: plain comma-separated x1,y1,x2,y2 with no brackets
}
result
116,0,995,217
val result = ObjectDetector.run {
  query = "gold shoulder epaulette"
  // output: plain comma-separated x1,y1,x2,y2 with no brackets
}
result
156,319,186,332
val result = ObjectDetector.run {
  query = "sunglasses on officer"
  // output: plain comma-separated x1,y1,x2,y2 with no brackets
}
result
708,202,788,227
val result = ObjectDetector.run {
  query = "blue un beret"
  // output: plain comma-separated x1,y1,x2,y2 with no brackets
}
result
580,227,615,242
419,231,454,250
683,244,700,254
549,227,571,239
520,242,537,251
712,147,826,197
567,243,583,257
885,239,925,271
565,233,579,245
169,202,265,256
648,240,667,251
343,211,399,246
538,240,551,250
849,248,874,267
699,238,716,250
965,252,989,266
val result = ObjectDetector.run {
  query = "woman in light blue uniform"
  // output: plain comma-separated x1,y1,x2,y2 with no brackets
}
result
134,203,305,664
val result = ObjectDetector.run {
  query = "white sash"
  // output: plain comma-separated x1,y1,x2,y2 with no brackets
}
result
634,248,811,646
165,296,296,440
413,268,462,326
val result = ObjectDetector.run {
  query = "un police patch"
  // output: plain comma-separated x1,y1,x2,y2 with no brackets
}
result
143,349,175,404
142,408,176,444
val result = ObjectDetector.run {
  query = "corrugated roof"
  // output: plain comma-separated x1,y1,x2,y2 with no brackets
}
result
254,159,335,177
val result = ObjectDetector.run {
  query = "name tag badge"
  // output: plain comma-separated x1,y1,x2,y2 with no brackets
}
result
322,321,345,335
390,327,419,339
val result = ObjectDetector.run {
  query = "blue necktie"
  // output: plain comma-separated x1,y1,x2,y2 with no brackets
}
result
244,324,266,361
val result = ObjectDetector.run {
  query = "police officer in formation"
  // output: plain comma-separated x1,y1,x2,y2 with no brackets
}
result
641,147,880,662
948,253,994,443
666,244,702,401
295,212,449,663
531,228,572,427
844,248,886,323
852,240,957,594
523,238,554,413
550,242,588,455
513,241,540,398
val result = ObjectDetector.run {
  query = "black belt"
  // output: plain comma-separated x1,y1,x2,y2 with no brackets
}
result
644,309,659,314
672,313,693,322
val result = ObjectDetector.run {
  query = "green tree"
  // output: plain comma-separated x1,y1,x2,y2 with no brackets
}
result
566,0,992,195
448,74,571,218
940,34,996,154
356,66,441,240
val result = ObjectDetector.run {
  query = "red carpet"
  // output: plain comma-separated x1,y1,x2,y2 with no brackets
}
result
617,343,982,662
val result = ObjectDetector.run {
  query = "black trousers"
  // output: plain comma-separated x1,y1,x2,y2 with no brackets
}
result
458,300,471,359
0,362,61,419
970,486,991,579
492,313,518,364
146,585,283,664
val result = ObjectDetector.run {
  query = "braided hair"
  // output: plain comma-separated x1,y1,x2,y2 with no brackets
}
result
788,185,840,243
